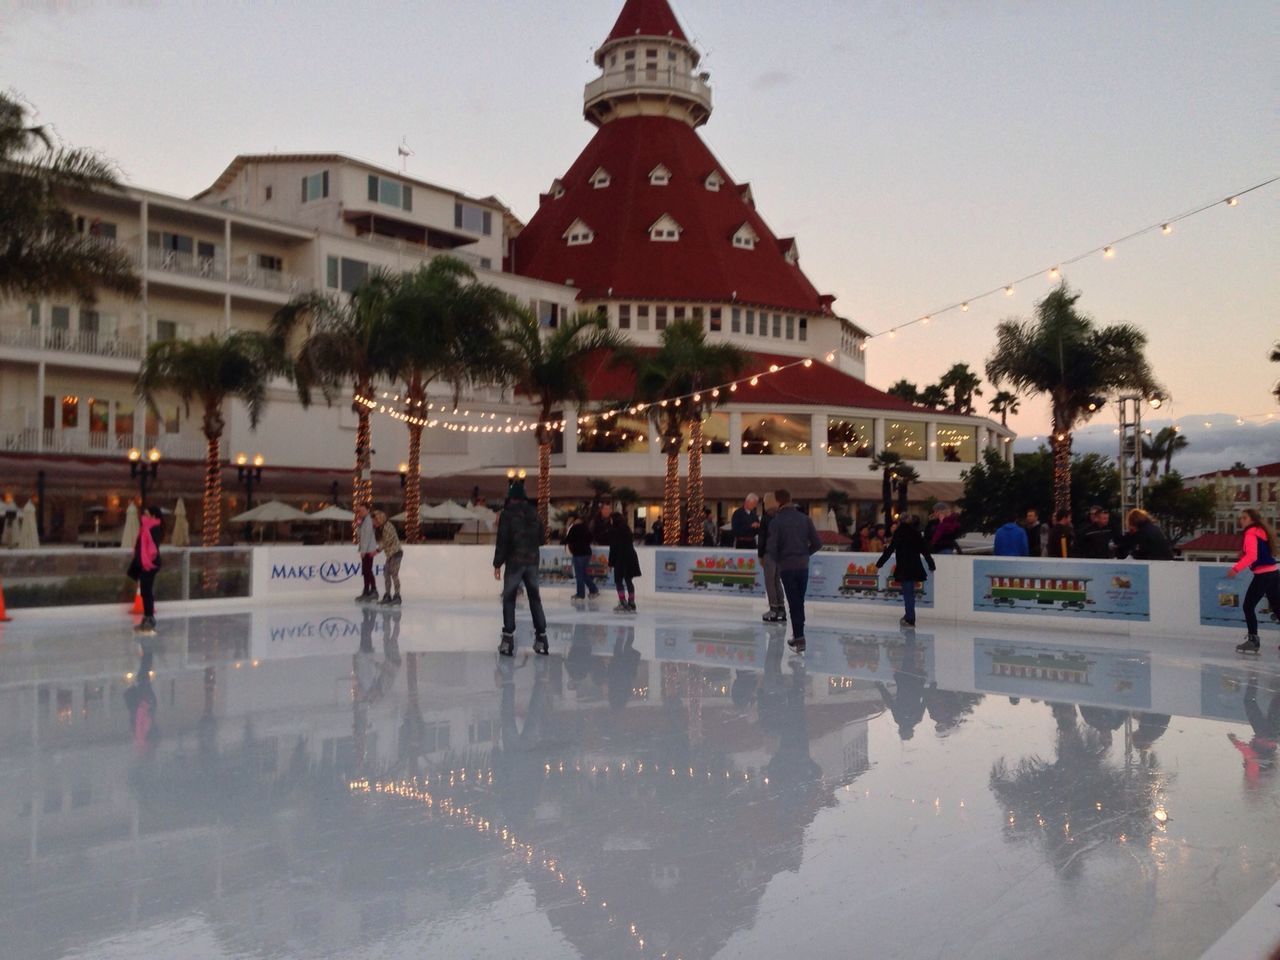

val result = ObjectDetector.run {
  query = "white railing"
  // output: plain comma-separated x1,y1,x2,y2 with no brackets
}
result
0,325,143,361
584,68,713,107
230,262,311,296
147,245,225,280
352,231,488,270
0,430,206,459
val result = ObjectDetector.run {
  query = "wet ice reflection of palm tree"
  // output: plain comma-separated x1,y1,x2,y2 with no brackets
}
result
989,707,1171,879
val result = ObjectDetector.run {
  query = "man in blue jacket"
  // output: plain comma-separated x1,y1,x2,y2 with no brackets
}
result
766,488,822,652
993,514,1030,556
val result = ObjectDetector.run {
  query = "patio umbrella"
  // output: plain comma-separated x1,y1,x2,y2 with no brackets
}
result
17,500,39,549
308,504,355,521
467,503,497,528
120,501,140,549
823,508,840,533
421,500,480,523
171,499,190,547
0,502,16,548
229,500,310,523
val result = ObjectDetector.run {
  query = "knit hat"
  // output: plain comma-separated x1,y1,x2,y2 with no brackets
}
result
507,478,528,501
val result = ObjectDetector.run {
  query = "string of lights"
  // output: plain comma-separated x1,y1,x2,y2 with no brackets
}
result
1018,409,1279,443
860,175,1279,346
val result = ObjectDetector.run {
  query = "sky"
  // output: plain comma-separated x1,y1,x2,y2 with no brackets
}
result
3,0,1276,469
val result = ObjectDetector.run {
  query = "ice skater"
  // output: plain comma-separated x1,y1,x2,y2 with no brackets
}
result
1229,508,1279,655
493,477,548,656
876,514,936,628
561,512,600,601
766,488,821,652
607,511,640,612
128,504,164,634
372,509,403,605
354,503,379,602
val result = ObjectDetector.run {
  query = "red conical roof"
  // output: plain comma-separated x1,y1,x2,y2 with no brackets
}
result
604,0,688,43
512,116,829,315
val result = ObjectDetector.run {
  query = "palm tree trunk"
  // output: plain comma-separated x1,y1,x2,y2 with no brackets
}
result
686,416,704,545
537,436,552,539
202,431,222,547
663,446,681,546
353,389,372,543
896,476,909,519
1051,423,1072,518
882,469,893,526
404,423,423,544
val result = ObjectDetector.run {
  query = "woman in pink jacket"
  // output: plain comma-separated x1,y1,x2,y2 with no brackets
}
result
1230,508,1279,654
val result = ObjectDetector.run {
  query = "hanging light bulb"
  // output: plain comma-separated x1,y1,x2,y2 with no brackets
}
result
750,376,759,386
802,358,813,367
920,315,930,325
1103,246,1115,258
825,351,836,362
1226,196,1238,206
1004,285,1014,296
1049,266,1060,280
960,302,969,312
888,329,897,338
1161,223,1172,234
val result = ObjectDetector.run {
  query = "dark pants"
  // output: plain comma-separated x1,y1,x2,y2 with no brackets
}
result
571,554,598,598
502,564,547,637
1244,570,1280,635
780,567,809,640
614,569,635,599
139,569,157,618
901,580,917,624
361,553,376,594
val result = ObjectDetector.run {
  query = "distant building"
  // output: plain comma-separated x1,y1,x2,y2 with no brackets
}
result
1183,461,1280,535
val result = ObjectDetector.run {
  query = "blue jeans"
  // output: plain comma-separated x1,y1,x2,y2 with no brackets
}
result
571,554,598,598
779,567,810,640
901,580,917,624
502,564,547,637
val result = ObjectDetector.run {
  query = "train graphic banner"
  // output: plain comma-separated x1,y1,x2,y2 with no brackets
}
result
653,548,934,607
974,638,1152,708
538,545,612,588
1197,565,1280,630
971,559,1150,621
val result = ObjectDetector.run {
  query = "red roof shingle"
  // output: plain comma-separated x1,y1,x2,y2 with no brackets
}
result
604,0,688,45
512,116,831,315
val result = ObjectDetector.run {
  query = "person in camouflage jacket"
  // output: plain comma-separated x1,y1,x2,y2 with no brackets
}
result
493,479,548,656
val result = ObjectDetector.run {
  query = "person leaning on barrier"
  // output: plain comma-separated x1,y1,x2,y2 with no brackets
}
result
1076,505,1115,559
732,493,760,549
1116,508,1173,561
1048,508,1074,559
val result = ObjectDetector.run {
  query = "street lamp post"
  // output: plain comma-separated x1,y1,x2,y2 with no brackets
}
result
235,453,265,511
128,447,161,505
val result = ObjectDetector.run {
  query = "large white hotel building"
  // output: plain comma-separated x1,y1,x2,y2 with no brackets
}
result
0,0,1013,544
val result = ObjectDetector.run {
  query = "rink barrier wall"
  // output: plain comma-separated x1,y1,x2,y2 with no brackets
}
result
247,544,1274,639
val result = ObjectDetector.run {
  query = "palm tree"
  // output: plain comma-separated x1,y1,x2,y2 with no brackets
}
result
0,93,140,301
614,486,640,521
869,451,903,527
988,390,1020,427
503,310,626,535
916,383,950,410
886,379,919,404
630,319,746,545
1271,341,1280,404
825,488,852,534
270,271,398,513
986,284,1160,517
136,332,284,546
939,362,984,414
1141,426,1189,479
894,463,921,520
382,257,518,541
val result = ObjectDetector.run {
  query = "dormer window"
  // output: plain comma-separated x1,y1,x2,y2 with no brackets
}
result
549,178,565,199
732,222,759,250
649,164,671,186
649,214,682,242
738,183,755,208
704,170,725,192
780,239,799,264
563,219,595,246
590,167,611,189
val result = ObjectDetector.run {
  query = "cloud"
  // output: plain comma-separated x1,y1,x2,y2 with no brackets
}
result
751,71,796,92
1012,416,1280,477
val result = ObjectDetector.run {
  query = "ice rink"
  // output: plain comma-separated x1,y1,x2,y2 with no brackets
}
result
1,596,1278,960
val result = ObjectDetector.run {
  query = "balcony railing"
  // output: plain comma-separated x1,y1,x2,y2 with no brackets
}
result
353,231,487,270
0,324,144,361
147,247,311,297
1,429,205,460
231,262,311,295
584,68,713,109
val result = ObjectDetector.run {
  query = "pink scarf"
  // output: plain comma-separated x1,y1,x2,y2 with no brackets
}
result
138,515,161,571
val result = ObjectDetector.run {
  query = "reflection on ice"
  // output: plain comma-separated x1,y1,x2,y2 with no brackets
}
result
1,602,1279,959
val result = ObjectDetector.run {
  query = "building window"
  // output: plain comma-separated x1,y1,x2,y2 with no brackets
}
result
619,304,631,330
785,316,795,340
741,414,812,456
578,411,650,454
257,254,283,272
326,256,339,289
590,167,611,189
564,219,594,246
339,257,369,294
826,417,873,458
368,175,413,211
154,319,177,342
649,164,671,186
681,411,731,454
535,301,561,329
115,402,133,438
264,185,273,201
732,223,758,249
76,217,117,240
705,171,725,192
884,420,926,460
479,257,492,270
674,306,686,323
301,170,328,202
27,302,39,326
730,307,741,333
772,314,782,338
50,306,71,331
799,317,807,342
454,202,493,235
655,306,668,330
745,310,755,335
709,308,722,332
89,398,109,434
61,395,79,429
937,425,979,463
649,214,681,242
637,304,650,331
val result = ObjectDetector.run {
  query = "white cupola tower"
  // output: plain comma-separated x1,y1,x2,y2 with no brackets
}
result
584,0,713,129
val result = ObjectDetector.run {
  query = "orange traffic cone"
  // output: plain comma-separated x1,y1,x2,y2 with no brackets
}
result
0,578,10,622
132,587,144,615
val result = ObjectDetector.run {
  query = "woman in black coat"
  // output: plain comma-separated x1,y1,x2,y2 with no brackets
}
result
607,512,641,613
876,515,936,627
